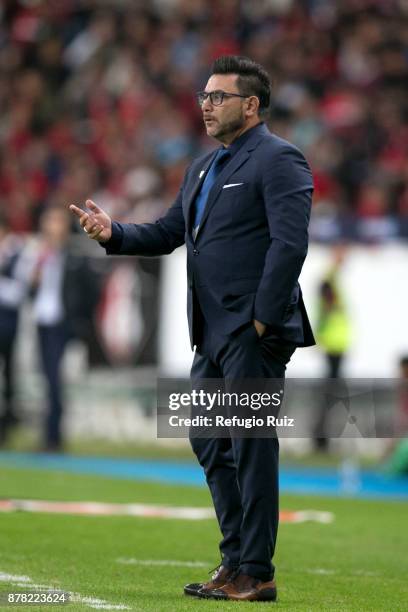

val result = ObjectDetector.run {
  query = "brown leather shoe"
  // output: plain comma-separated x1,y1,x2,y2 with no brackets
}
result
208,572,277,601
184,565,235,597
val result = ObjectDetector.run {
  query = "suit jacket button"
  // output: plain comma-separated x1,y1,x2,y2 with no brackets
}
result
193,249,199,255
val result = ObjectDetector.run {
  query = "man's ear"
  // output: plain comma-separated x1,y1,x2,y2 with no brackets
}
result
245,96,260,118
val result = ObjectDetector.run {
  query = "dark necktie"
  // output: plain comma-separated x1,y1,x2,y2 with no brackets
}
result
192,148,230,238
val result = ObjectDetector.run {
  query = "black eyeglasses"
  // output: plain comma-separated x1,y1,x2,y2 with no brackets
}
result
196,90,248,107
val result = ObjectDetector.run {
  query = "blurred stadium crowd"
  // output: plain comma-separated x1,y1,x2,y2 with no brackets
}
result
0,0,407,242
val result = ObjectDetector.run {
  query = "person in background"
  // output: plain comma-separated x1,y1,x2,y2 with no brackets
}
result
313,245,352,451
0,213,32,443
384,356,408,475
31,207,103,452
398,356,408,435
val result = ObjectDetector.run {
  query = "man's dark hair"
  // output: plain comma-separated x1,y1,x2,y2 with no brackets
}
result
211,55,271,113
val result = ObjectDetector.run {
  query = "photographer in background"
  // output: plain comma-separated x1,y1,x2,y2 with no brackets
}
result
31,207,105,452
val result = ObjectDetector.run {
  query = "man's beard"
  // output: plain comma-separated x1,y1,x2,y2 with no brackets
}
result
212,112,245,140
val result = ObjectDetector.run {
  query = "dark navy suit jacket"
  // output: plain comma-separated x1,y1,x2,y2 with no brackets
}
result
103,123,315,348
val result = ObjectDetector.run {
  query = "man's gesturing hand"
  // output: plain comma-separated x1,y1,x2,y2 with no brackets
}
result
69,199,112,242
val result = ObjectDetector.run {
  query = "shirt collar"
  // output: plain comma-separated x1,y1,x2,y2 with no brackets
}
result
222,121,265,158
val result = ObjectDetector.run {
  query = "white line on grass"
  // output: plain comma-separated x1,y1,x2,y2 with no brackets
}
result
115,561,379,582
278,567,380,578
306,568,379,577
352,570,379,577
0,571,130,610
70,594,130,610
0,573,31,583
117,558,209,568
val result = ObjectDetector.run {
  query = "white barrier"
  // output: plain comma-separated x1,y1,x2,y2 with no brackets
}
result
158,244,408,378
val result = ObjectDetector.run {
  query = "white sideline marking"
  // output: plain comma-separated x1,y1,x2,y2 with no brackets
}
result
117,558,208,568
353,570,379,577
0,573,31,583
305,568,379,577
117,561,377,580
71,594,130,610
0,572,130,610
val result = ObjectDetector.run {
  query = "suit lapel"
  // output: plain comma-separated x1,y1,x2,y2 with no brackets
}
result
186,123,268,238
195,127,267,238
184,152,217,229
195,149,249,238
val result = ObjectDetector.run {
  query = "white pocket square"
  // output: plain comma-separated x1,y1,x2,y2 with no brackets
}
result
223,183,244,189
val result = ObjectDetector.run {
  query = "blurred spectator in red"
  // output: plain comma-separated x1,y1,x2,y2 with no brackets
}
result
0,0,406,241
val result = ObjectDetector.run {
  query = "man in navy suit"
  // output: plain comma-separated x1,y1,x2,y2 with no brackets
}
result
70,55,314,602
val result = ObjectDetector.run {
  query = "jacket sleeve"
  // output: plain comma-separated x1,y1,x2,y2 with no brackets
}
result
102,183,186,257
254,145,313,327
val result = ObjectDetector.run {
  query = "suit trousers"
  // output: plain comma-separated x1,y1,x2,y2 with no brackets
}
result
38,323,68,448
0,310,18,419
189,320,296,581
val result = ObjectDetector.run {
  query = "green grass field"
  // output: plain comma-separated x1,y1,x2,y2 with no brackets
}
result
0,465,407,611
